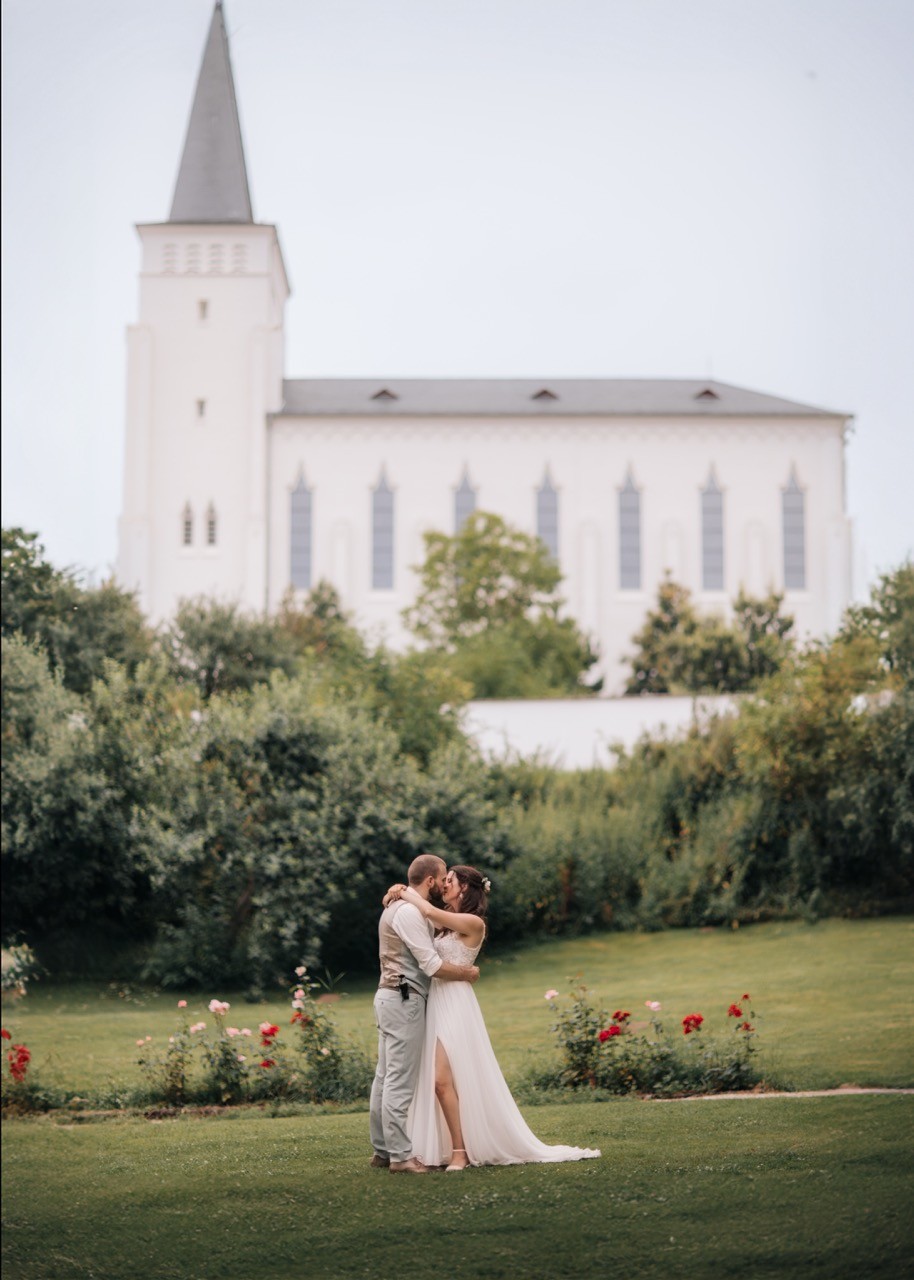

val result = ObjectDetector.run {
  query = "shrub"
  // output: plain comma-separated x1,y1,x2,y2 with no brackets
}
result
536,983,762,1097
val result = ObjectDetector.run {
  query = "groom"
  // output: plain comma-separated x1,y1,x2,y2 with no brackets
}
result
369,854,479,1174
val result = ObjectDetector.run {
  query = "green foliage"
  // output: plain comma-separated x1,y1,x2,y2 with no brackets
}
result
1,527,153,694
1,635,190,948
538,984,761,1096
625,577,795,694
140,674,501,988
163,597,302,699
403,511,601,696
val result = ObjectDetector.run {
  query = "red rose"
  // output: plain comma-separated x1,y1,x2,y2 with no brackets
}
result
0,1029,10,1040
612,1011,631,1022
682,1013,704,1035
259,1058,276,1069
290,1011,302,1024
742,994,751,1002
599,1026,622,1042
727,1004,743,1018
740,1021,754,1032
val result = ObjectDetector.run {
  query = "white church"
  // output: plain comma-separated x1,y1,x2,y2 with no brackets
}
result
117,3,853,694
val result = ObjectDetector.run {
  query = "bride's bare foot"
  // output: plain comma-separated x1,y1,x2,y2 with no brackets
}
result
446,1148,470,1172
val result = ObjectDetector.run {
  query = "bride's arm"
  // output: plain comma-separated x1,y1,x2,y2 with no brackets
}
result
399,886,485,942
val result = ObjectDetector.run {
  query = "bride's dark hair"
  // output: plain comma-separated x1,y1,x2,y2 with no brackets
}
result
450,865,489,922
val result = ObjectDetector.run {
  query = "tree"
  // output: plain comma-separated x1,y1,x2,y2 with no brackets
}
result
625,578,795,695
1,527,153,694
403,511,601,696
162,598,301,699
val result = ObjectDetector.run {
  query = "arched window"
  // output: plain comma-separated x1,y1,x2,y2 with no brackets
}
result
372,470,394,590
455,469,476,532
181,503,193,547
205,504,217,547
618,470,641,589
536,470,559,562
782,468,806,589
701,469,724,590
290,473,312,590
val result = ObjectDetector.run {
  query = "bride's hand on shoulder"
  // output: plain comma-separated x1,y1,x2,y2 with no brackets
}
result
382,883,407,908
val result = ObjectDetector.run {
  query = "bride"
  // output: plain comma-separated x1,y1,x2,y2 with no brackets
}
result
386,865,600,1171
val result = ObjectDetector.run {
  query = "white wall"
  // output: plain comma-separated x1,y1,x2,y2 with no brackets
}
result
462,695,738,769
267,414,851,690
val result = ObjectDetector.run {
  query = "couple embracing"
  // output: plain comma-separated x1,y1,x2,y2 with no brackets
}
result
369,855,600,1173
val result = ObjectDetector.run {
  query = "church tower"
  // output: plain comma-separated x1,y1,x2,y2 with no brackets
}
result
117,2,288,620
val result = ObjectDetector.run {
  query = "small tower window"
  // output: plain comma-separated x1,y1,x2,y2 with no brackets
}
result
181,503,193,547
782,468,806,589
455,469,476,532
231,244,247,273
290,473,313,590
197,399,206,419
163,243,178,273
198,299,209,320
701,469,725,590
372,469,395,590
536,470,559,562
206,504,217,547
185,243,201,274
619,470,641,589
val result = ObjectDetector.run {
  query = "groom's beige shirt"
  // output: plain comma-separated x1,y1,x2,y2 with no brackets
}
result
378,900,442,996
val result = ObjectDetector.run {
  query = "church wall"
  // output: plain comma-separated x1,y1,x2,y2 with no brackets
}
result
119,225,285,620
265,413,849,692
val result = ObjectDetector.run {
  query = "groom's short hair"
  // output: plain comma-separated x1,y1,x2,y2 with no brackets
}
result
407,855,445,886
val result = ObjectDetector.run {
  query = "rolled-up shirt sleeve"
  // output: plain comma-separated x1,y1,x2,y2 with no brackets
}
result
391,903,443,977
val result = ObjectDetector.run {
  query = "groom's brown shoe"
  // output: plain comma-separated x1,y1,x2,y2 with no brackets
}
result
369,1154,390,1168
389,1157,429,1174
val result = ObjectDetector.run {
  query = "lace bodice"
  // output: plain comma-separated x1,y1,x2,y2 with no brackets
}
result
434,931,481,966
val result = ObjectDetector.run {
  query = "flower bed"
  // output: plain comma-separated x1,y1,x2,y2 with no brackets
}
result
534,982,762,1097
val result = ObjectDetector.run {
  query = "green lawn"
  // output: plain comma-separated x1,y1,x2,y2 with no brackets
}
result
3,1097,913,1279
4,917,913,1098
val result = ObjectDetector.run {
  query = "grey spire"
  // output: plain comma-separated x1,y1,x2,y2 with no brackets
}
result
169,3,253,223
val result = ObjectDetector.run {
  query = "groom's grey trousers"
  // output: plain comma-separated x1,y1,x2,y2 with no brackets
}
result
369,988,426,1163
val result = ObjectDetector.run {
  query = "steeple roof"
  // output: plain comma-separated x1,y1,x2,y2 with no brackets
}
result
169,3,253,224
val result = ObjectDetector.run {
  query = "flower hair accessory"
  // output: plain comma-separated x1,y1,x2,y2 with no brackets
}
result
482,876,492,894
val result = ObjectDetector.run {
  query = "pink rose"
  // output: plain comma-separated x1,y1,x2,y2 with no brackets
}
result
294,988,306,1000
291,999,304,1010
295,966,306,977
645,1001,662,1012
241,1028,252,1037
177,1000,187,1009
544,989,559,1001
227,1027,240,1037
136,1039,145,1047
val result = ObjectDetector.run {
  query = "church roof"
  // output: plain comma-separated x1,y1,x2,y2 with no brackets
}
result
276,379,846,418
169,3,253,224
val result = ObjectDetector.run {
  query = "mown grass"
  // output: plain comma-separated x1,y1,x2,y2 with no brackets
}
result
4,917,913,1100
3,1097,913,1279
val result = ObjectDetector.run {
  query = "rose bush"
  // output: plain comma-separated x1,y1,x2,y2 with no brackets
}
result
536,982,762,1097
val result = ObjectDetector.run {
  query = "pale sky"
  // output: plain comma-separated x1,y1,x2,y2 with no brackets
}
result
2,0,912,594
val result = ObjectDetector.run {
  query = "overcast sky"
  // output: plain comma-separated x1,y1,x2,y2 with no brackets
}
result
2,0,912,594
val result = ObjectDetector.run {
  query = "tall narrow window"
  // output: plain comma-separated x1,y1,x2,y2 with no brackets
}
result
455,469,476,532
619,470,641,589
198,299,209,320
372,470,394,590
782,469,806,589
537,470,559,562
196,399,206,419
290,474,312,590
701,469,725,590
205,504,217,547
181,503,193,547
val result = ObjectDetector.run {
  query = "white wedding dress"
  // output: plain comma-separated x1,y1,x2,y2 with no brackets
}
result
408,933,601,1167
